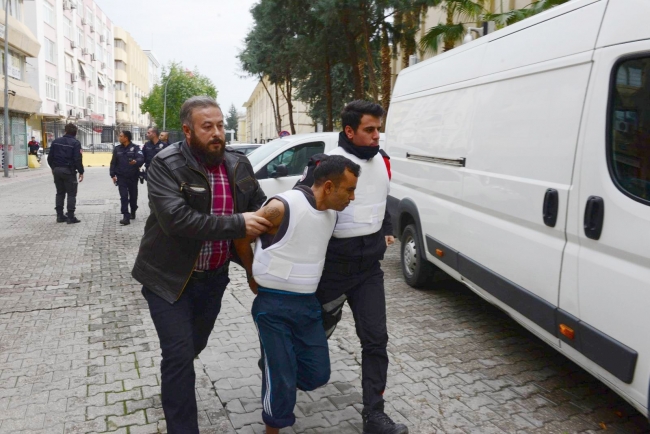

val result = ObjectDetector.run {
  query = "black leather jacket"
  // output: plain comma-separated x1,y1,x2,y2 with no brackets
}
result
131,141,266,303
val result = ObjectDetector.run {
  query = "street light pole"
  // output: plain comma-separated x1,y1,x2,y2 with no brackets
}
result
3,0,10,178
162,75,172,131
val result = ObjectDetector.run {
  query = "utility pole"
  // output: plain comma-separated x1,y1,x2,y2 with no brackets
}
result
3,0,10,178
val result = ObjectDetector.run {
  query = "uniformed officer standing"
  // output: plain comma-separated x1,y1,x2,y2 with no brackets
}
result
297,101,406,434
159,131,170,146
143,126,169,170
110,130,144,225
47,123,84,224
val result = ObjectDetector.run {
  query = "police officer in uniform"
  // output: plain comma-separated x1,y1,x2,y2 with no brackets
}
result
110,130,144,225
47,123,84,224
159,131,170,146
297,101,406,434
143,126,169,171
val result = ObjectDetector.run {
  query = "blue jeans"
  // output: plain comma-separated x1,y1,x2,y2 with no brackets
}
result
252,288,330,428
142,272,229,434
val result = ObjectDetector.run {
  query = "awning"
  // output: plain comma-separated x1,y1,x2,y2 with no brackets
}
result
0,13,40,58
0,77,41,114
78,61,88,79
97,74,106,88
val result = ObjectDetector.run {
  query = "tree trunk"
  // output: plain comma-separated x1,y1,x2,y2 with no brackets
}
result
286,77,296,135
260,77,280,139
380,24,391,131
325,48,333,132
274,84,282,135
340,12,363,99
362,1,379,102
401,9,417,68
443,8,455,52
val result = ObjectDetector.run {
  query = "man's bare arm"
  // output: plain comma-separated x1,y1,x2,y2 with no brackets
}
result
233,199,285,294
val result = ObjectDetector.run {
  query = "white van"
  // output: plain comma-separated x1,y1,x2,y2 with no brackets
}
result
384,0,650,417
246,133,340,198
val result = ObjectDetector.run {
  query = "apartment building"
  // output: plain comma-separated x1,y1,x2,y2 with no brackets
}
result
25,0,116,147
243,77,316,144
113,26,149,129
0,0,42,170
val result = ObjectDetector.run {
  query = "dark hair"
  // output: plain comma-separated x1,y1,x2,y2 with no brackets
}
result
149,126,160,136
65,123,78,136
121,130,132,141
313,155,361,187
341,100,384,132
180,96,221,131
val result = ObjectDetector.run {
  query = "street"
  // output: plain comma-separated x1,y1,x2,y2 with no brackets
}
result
1,166,649,434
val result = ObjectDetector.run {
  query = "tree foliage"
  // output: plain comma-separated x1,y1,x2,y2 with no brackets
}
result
225,104,239,139
140,62,217,131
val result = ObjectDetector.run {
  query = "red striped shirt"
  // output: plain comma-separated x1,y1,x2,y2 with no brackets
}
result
196,163,234,270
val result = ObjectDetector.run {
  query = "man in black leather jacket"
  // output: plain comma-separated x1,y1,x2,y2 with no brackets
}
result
132,96,270,434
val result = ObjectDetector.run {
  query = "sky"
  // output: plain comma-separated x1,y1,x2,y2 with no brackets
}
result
96,0,259,114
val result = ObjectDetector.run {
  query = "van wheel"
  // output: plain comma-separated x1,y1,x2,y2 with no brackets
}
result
401,224,436,288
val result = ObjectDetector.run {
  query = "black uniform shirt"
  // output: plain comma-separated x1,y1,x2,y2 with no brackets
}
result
110,143,144,178
47,134,84,174
143,140,169,168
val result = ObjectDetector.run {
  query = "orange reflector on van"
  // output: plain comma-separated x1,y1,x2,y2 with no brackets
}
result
435,249,444,257
559,324,575,340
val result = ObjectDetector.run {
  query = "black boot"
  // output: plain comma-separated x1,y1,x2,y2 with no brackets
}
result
120,214,130,225
67,212,81,224
130,210,136,220
362,408,408,434
56,208,66,223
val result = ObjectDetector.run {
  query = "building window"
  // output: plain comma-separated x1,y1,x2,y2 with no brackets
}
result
115,81,126,91
63,16,73,40
8,0,22,20
114,39,126,50
77,28,84,49
65,55,73,73
66,84,74,105
115,60,126,71
87,94,94,110
86,6,93,25
87,64,94,85
96,43,103,62
609,56,650,205
98,97,104,115
116,102,125,112
43,1,55,27
46,76,57,100
78,89,85,108
45,38,56,64
4,51,22,80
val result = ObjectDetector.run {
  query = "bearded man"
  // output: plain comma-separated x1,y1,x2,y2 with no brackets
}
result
132,96,271,434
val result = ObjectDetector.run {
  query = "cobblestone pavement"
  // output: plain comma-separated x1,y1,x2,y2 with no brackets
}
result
1,167,649,434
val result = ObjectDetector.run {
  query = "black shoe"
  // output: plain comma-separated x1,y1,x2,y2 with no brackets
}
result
120,216,130,225
362,409,408,434
67,215,81,224
130,210,136,220
56,214,67,223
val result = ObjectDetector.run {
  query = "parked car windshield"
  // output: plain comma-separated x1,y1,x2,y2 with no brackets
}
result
247,139,290,167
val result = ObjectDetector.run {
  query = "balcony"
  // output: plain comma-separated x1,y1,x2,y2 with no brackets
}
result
114,69,127,83
0,11,40,58
114,47,127,63
116,111,129,123
115,90,127,104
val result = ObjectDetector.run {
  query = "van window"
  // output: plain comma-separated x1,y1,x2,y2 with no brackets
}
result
609,57,650,204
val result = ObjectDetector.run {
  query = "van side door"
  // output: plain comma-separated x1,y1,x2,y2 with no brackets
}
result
561,40,650,411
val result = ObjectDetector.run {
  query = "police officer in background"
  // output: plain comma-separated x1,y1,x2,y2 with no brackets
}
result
143,126,168,170
47,123,84,224
297,100,406,434
110,131,144,226
159,131,170,146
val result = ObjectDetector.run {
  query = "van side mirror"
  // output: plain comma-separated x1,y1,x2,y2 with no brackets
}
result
270,164,289,178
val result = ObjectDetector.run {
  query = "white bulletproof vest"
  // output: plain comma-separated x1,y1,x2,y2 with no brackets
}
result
329,146,389,238
253,190,337,294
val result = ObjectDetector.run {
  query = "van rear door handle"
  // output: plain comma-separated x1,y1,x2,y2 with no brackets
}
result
584,196,605,240
543,189,559,227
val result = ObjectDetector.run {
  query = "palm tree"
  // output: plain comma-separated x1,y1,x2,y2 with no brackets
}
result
484,0,569,26
419,0,486,53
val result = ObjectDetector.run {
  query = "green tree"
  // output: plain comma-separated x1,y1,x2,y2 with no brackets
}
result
419,0,486,53
484,0,569,26
140,62,217,131
225,104,239,140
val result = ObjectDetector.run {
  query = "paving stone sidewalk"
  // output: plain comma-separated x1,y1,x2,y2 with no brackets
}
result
1,167,649,433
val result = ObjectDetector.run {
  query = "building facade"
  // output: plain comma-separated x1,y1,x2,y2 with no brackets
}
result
113,26,149,129
243,77,316,144
25,0,116,148
0,0,42,170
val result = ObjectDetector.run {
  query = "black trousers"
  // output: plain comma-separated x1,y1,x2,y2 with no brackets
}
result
142,272,230,434
117,176,138,215
316,261,388,412
52,167,78,213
